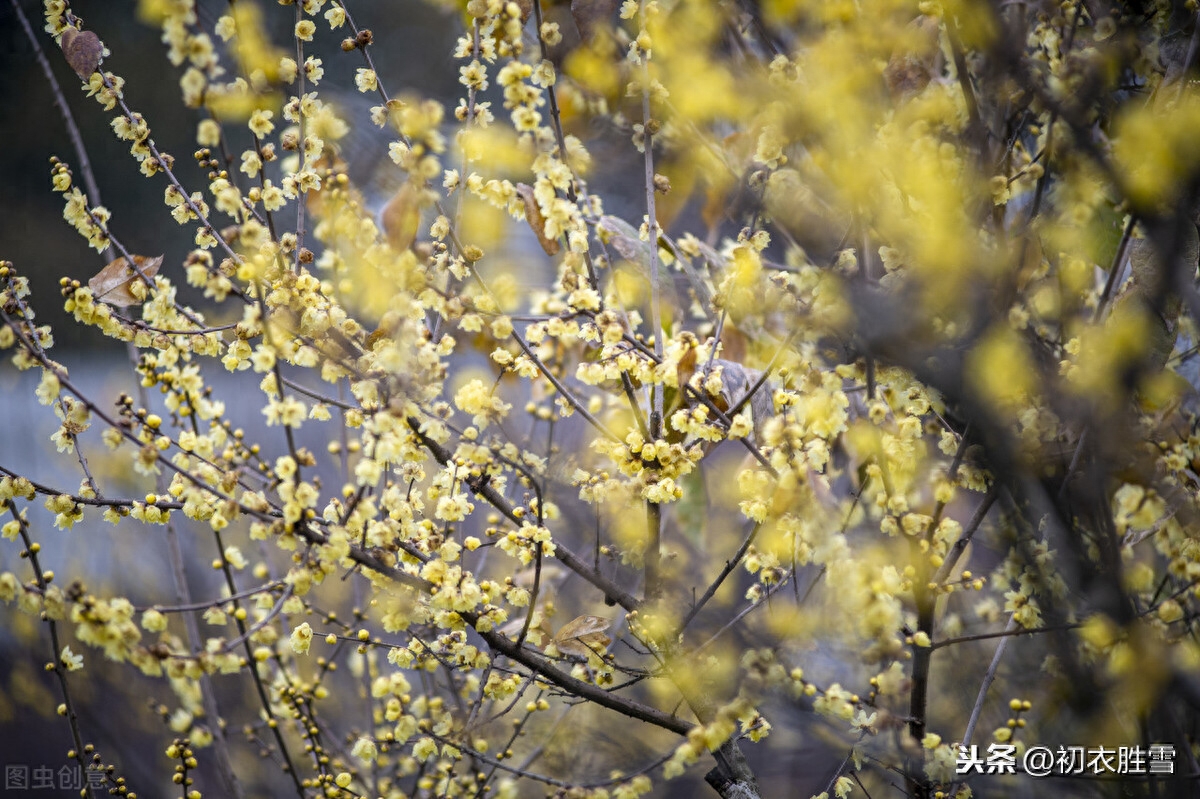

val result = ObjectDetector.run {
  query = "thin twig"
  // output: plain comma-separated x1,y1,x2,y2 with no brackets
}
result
5,503,97,799
961,614,1020,747
14,0,102,204
677,521,762,634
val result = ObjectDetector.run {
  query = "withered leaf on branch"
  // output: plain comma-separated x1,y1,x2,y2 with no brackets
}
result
88,254,162,307
513,0,534,24
61,27,104,81
598,215,707,311
551,614,612,659
380,182,422,252
516,183,560,255
882,15,942,99
696,358,775,444
570,0,618,41
599,214,676,290
598,215,651,265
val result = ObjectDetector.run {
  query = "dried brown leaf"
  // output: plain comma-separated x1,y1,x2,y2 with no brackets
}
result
570,0,618,41
516,183,560,256
883,16,942,99
692,359,774,443
61,27,104,81
554,614,610,640
88,254,163,307
599,215,650,265
718,325,748,365
552,614,612,658
598,215,681,307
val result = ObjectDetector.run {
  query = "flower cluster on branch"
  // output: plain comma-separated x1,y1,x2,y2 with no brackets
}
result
3,0,1200,797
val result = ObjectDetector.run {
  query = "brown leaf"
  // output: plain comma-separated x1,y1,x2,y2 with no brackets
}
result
516,183,560,256
553,613,610,640
599,215,650,264
552,614,612,658
718,324,748,365
570,0,618,41
380,182,422,252
88,254,163,307
219,225,241,246
883,16,942,100
598,215,680,308
693,359,774,443
61,27,104,81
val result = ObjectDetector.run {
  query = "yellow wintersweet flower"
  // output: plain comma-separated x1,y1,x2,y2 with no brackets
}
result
355,68,378,93
60,646,83,672
294,19,316,41
351,737,378,763
290,622,313,654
